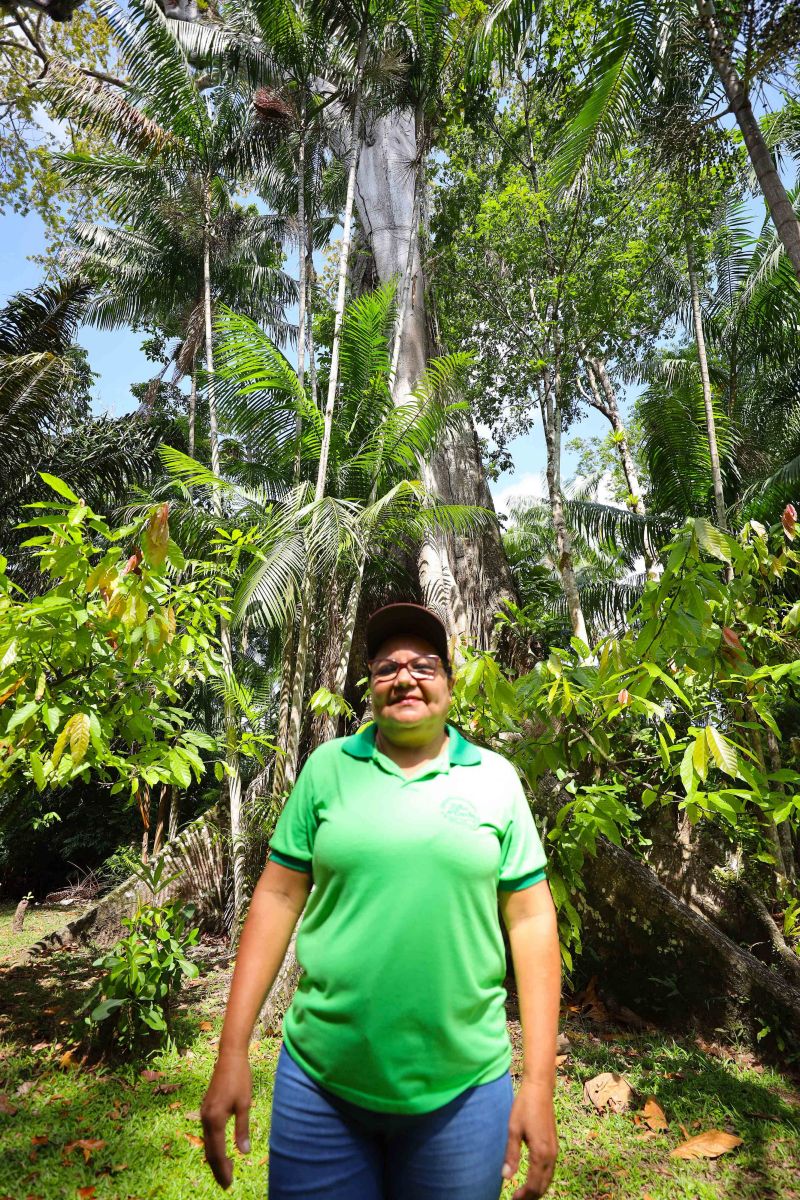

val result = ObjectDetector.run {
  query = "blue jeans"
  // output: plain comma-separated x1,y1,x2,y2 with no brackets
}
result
269,1044,514,1200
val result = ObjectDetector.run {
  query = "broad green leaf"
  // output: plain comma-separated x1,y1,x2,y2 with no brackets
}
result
693,518,732,563
40,473,79,503
695,729,705,787
680,742,695,794
51,721,71,768
705,726,738,777
69,713,90,765
30,751,46,792
6,700,38,732
167,750,192,789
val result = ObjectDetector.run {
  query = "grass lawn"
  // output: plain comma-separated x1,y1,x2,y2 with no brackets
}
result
0,914,798,1199
0,901,88,964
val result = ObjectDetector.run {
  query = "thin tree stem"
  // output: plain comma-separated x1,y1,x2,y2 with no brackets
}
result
686,230,727,531
204,191,245,919
188,354,197,459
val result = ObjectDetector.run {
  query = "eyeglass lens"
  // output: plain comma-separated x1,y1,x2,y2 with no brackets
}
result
371,656,439,681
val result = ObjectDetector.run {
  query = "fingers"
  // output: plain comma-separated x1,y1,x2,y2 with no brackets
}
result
201,1105,234,1190
501,1124,521,1184
234,1099,251,1155
512,1149,557,1199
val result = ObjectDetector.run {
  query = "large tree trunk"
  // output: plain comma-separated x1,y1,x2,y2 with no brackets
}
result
203,205,245,920
696,0,800,282
584,837,800,1038
686,232,727,531
352,108,516,649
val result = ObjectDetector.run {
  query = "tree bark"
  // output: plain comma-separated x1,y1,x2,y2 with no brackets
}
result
204,200,245,919
686,232,727,531
11,898,29,934
696,0,800,282
152,784,170,858
585,836,800,1036
351,107,516,648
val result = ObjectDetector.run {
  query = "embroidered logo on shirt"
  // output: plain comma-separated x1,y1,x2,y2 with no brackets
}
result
439,795,480,830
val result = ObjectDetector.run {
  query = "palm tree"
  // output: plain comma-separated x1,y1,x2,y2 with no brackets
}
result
0,281,166,577
212,285,490,784
551,1,800,280
43,0,289,917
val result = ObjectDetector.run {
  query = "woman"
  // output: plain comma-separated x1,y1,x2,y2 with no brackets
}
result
201,602,560,1200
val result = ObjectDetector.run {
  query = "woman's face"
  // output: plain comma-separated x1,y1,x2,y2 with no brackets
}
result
369,633,452,745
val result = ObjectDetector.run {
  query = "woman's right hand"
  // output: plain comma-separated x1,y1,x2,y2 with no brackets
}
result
201,1049,253,1189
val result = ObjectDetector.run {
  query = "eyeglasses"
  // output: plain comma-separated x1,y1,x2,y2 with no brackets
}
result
369,655,442,683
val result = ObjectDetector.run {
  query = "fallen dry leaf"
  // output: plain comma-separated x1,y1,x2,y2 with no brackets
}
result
30,1134,49,1145
184,1109,201,1121
642,1097,669,1132
16,1080,37,1096
199,1020,213,1031
0,1093,17,1115
169,1101,181,1111
58,1049,75,1070
31,1042,50,1052
579,977,610,1023
555,1054,569,1068
65,1137,106,1163
669,1130,743,1160
140,1069,163,1082
584,1072,635,1113
77,1187,96,1199
154,1083,179,1095
185,1133,204,1148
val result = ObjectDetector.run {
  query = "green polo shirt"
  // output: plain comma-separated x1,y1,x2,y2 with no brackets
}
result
269,721,547,1114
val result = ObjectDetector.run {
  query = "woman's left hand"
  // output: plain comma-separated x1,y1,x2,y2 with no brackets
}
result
501,1079,558,1199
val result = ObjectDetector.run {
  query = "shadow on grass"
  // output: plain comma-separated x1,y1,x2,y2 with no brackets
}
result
552,1021,800,1200
0,942,270,1198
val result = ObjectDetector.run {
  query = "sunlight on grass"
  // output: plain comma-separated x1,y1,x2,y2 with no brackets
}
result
0,902,84,964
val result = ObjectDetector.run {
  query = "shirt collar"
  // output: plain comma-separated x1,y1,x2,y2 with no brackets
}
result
342,721,482,766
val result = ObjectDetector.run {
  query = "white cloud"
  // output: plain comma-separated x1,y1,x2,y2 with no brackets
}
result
490,472,548,513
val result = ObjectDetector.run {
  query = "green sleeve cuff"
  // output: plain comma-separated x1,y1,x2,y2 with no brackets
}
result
498,866,547,892
270,848,312,874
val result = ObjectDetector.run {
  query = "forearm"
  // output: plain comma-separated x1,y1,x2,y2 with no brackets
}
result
507,905,561,1089
218,865,308,1057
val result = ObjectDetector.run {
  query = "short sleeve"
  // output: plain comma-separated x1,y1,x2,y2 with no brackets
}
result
269,755,319,874
497,765,547,892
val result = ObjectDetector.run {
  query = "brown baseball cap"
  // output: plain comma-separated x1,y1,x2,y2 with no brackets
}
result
366,602,450,669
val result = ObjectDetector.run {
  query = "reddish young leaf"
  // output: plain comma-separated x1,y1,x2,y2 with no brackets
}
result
782,503,797,539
